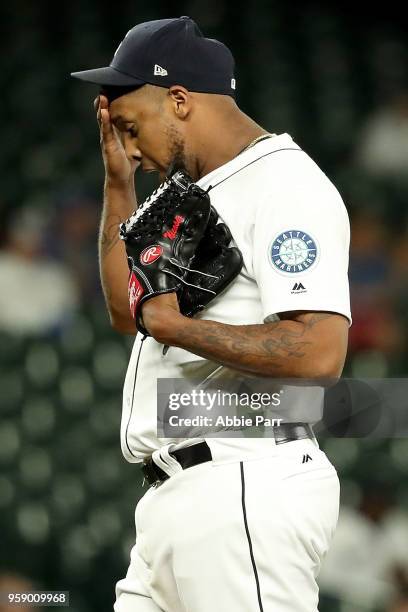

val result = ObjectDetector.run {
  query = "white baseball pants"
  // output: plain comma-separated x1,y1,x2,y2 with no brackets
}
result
114,438,339,612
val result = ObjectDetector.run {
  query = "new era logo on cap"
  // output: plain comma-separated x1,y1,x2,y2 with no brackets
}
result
154,64,168,76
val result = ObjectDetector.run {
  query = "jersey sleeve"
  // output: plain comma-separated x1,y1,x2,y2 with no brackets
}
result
252,153,351,324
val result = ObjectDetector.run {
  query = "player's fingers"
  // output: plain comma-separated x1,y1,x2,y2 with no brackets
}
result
99,108,117,147
95,96,103,130
95,95,109,128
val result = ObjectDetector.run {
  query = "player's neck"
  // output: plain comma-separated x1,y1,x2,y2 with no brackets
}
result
195,110,269,179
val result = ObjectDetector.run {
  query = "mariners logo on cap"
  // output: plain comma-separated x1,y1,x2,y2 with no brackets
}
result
269,230,319,275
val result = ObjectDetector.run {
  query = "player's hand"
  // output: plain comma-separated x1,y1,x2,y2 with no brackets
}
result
95,95,139,185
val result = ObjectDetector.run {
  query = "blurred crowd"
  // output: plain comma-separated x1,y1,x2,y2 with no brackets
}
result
0,194,98,335
1,1,408,611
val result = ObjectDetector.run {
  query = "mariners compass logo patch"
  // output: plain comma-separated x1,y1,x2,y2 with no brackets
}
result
269,230,319,275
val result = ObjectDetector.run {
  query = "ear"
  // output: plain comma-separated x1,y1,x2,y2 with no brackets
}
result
168,85,191,119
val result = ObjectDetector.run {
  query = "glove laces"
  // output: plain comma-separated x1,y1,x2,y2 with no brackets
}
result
163,267,217,295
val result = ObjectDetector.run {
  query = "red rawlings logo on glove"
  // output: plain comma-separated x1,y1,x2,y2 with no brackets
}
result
128,272,144,319
163,215,185,240
140,245,163,265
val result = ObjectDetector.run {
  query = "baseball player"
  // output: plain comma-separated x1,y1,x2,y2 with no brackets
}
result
71,16,351,612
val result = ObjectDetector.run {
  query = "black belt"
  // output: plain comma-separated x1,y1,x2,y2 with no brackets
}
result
142,423,315,487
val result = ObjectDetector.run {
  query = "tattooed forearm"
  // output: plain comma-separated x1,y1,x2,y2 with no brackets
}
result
164,310,347,378
174,319,309,374
96,180,138,333
99,214,123,257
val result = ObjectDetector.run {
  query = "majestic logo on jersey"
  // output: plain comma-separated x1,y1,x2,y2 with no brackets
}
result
163,215,184,240
269,230,318,275
291,282,307,294
140,245,163,265
128,272,144,318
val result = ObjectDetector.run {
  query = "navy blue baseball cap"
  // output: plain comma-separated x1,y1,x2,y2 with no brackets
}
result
71,16,236,97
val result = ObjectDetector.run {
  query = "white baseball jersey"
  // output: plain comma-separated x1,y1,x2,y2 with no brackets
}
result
120,133,351,462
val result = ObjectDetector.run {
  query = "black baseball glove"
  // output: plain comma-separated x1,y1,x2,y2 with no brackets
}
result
178,205,243,317
119,170,211,335
120,170,244,335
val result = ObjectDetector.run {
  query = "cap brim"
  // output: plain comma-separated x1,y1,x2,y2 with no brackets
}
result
70,66,145,87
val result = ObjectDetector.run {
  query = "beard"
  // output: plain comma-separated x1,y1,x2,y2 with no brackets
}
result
163,123,195,180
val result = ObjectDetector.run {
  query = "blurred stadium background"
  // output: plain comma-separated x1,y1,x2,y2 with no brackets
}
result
1,1,408,610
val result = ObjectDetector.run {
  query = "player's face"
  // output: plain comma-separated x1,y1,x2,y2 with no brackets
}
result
109,87,188,181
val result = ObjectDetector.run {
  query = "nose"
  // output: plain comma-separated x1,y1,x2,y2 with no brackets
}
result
123,138,142,164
